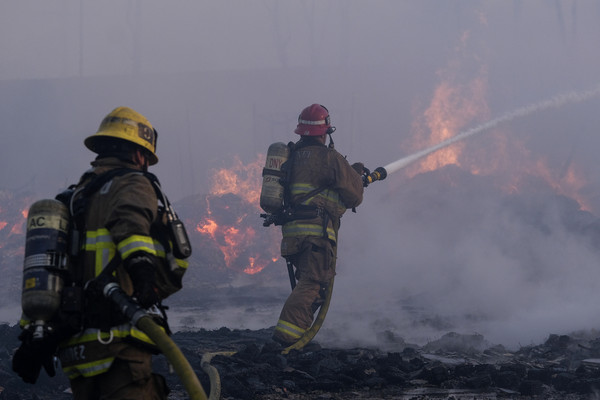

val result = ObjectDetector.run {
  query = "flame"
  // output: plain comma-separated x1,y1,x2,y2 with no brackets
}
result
210,156,263,205
0,195,30,252
501,156,592,212
408,77,489,178
10,223,23,235
194,154,280,274
403,27,594,212
196,218,218,236
408,75,593,212
244,256,268,275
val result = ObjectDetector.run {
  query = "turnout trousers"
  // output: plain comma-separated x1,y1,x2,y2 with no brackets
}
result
69,344,168,400
274,236,337,345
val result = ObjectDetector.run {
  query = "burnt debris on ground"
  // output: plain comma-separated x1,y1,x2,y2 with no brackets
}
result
2,324,600,400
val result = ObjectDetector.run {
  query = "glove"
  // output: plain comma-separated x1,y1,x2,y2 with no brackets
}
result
12,328,57,384
351,162,365,175
125,252,160,308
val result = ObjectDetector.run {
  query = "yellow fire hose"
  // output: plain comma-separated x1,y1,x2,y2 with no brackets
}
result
140,316,239,400
201,351,238,399
281,278,334,355
136,316,208,400
141,278,334,396
103,282,210,400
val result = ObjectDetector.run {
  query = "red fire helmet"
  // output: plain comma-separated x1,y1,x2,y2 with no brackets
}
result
294,104,335,136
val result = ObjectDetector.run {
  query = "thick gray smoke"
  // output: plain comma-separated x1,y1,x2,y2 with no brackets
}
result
328,168,600,350
1,2,600,349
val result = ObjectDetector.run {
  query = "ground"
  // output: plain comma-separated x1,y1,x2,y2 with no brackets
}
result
2,324,600,400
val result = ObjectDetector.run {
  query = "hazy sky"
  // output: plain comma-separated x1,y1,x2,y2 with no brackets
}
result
2,1,598,199
1,1,600,348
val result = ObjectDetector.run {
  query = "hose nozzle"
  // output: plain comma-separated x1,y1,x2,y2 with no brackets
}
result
363,167,387,187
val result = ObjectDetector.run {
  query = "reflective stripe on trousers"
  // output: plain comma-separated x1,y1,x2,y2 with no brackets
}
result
274,319,306,341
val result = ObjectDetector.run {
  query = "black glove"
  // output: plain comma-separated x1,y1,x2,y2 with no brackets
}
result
351,162,365,175
12,328,57,384
125,252,160,308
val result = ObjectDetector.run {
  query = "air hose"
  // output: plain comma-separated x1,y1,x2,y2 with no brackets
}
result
103,282,209,400
281,277,334,355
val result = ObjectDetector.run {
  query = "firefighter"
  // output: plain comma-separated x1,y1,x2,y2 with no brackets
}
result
13,107,182,399
272,104,364,347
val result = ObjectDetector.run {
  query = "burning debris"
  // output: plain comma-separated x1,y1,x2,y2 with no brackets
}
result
178,155,281,279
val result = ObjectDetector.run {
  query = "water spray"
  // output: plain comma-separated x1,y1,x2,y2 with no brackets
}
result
381,84,600,176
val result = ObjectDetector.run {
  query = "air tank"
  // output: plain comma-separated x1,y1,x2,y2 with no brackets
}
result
260,142,290,214
21,199,70,330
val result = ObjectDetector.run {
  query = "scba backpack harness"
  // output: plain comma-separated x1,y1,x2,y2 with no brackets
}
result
15,168,191,383
260,141,330,229
64,166,191,297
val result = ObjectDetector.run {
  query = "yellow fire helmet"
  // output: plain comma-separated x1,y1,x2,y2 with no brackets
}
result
84,106,159,165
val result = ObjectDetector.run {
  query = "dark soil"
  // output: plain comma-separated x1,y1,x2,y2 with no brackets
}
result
4,324,600,400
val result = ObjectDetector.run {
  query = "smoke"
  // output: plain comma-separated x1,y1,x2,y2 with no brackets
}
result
323,163,600,350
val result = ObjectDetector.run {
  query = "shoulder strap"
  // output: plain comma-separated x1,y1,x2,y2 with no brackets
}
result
283,142,328,208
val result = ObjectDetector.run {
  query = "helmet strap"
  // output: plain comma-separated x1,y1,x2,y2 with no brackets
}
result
133,149,150,172
327,133,335,149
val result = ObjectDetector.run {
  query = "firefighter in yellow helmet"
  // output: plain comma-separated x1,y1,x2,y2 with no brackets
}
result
12,107,191,399
272,104,364,347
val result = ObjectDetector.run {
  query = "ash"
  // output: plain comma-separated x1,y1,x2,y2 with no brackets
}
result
3,324,600,400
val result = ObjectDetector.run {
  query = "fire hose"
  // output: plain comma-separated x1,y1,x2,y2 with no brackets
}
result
201,351,238,399
102,282,210,400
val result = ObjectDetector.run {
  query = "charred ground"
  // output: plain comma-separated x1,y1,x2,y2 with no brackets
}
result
2,323,600,400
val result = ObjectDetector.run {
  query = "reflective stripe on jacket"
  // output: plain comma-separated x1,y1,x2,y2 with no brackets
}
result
84,228,156,275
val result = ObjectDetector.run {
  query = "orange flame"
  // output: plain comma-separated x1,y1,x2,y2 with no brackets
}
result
408,77,489,178
244,256,269,275
403,29,593,212
196,218,218,236
210,156,263,205
501,156,591,212
194,155,279,274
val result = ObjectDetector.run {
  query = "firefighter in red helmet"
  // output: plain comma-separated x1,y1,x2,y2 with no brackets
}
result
272,104,364,347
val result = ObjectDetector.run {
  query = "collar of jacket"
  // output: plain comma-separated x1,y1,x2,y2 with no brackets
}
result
90,157,143,171
295,138,327,150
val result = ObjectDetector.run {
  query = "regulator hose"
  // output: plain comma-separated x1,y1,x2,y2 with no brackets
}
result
102,282,208,400
281,277,334,355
